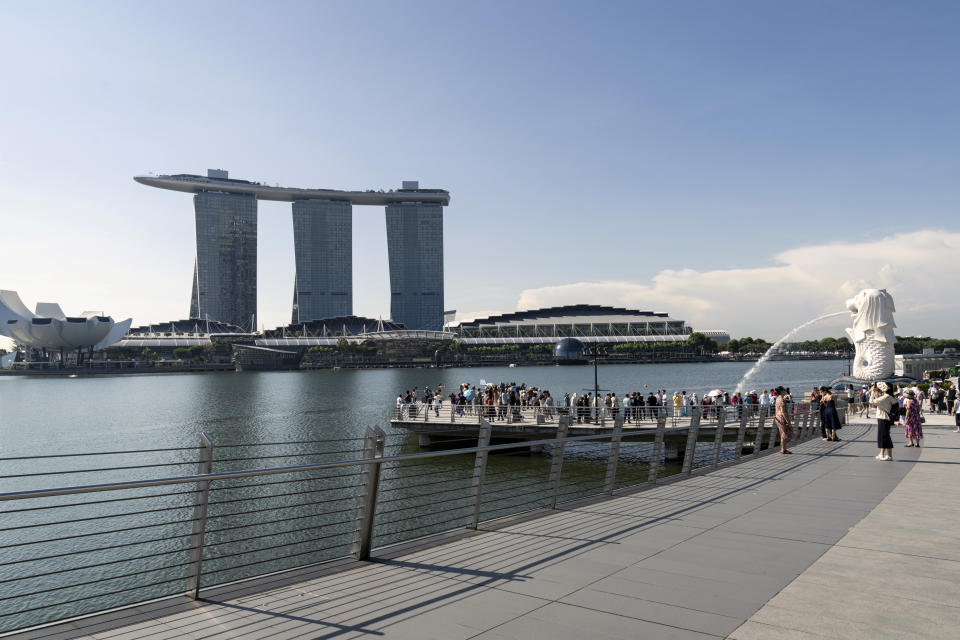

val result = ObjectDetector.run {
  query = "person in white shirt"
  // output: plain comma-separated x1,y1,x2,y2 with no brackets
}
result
870,381,898,461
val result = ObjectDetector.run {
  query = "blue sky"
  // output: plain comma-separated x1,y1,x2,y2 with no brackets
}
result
1,1,958,340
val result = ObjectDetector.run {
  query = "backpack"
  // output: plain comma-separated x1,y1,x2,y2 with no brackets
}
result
888,402,901,422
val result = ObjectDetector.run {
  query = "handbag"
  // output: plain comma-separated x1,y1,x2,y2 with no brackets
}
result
920,415,926,423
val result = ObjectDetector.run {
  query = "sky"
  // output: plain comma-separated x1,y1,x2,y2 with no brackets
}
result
1,0,958,346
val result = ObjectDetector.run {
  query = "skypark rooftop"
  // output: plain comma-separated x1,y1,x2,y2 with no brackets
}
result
134,173,451,206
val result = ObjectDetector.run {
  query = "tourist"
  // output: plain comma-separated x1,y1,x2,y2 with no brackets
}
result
759,389,772,417
903,389,924,447
859,385,871,418
870,382,897,461
954,392,960,433
646,391,658,421
672,392,681,418
742,390,755,417
929,384,940,414
774,386,793,454
895,386,906,426
820,386,841,441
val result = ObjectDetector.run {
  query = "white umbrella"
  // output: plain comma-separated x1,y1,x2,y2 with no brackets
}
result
706,389,725,397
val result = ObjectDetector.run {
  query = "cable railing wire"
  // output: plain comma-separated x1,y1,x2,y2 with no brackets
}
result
208,481,361,506
0,572,194,621
204,524,355,555
0,516,200,551
202,536,356,575
0,542,202,587
0,487,202,514
0,530,196,569
206,510,357,540
208,470,363,493
0,501,196,534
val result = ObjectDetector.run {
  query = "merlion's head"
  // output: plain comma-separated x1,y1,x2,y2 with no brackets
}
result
846,288,896,343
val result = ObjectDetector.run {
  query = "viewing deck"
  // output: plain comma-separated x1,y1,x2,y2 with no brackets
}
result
6,412,958,639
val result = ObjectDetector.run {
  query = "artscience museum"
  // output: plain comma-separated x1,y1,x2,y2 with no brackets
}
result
0,290,131,362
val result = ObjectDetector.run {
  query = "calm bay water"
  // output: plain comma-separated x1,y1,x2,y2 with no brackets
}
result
0,359,846,631
0,359,847,456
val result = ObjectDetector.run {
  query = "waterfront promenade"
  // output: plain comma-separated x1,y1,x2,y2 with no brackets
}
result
6,414,958,639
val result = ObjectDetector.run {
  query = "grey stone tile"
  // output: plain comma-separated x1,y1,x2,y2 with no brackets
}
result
560,586,742,635
469,602,719,640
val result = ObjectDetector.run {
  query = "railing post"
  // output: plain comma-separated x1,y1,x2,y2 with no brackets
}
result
799,405,810,439
753,409,766,457
351,426,386,561
734,408,749,460
647,414,667,483
186,432,213,600
767,408,780,451
681,408,701,475
710,407,725,468
545,415,570,509
603,415,624,495
467,418,493,529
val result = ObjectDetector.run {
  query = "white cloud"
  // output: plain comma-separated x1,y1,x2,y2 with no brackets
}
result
515,229,960,339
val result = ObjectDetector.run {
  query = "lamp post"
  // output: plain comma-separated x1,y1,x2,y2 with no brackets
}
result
584,345,607,423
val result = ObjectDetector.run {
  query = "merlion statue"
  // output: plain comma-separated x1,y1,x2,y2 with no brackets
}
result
845,288,896,380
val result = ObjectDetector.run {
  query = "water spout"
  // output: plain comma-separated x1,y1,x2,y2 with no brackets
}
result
734,311,849,394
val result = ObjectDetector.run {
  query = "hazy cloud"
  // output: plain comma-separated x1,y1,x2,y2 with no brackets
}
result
514,229,960,339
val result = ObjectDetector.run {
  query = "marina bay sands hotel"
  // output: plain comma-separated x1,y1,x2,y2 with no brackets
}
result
135,170,450,331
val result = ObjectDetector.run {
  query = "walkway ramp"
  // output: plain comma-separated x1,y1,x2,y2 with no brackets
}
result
7,418,958,640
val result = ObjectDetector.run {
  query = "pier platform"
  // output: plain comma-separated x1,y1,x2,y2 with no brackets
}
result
7,414,958,639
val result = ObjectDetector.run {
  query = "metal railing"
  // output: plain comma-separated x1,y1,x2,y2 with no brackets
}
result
392,399,795,428
0,404,830,634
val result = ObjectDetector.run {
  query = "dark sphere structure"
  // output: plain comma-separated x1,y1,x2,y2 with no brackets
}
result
554,338,587,365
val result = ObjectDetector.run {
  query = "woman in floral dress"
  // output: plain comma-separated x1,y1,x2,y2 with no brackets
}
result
903,389,923,447
775,386,793,454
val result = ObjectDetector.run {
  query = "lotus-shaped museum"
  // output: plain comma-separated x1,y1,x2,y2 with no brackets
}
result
0,290,131,351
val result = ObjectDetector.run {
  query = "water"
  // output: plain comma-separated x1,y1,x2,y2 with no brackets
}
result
735,312,849,394
1,359,847,456
0,360,848,631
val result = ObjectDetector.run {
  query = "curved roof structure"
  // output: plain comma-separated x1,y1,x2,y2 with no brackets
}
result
453,304,730,345
0,290,131,350
135,174,450,206
456,305,674,328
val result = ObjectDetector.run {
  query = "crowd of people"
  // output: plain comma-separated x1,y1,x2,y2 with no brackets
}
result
394,381,798,429
857,380,960,461
394,377,959,460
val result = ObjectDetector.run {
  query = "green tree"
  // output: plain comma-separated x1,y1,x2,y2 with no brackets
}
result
686,332,719,354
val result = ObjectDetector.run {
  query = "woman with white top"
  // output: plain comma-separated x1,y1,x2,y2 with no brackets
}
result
870,381,897,461
954,394,960,433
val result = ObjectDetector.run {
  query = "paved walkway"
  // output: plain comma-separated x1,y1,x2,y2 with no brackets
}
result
6,415,959,639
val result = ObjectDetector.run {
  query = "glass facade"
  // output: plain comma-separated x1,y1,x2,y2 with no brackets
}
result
190,191,257,330
385,202,444,331
291,199,352,323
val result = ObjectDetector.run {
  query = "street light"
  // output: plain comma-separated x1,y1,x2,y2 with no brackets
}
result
584,345,607,423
